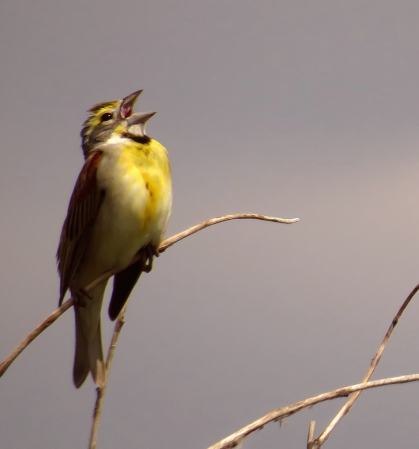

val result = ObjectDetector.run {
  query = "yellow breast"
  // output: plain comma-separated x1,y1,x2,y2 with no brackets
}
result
92,136,172,270
120,139,171,230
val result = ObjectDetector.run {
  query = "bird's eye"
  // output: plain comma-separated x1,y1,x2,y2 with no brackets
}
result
101,112,113,122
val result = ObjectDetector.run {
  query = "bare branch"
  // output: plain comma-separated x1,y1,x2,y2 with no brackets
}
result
207,374,419,449
311,283,419,448
86,213,298,448
89,309,127,449
0,213,297,378
0,298,75,377
307,421,315,449
158,214,299,253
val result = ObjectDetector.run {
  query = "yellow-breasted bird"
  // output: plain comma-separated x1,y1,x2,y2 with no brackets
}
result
57,90,172,388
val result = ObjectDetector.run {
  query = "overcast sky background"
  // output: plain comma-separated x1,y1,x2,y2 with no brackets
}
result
2,1,419,448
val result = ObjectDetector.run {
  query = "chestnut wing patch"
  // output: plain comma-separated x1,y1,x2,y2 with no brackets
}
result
57,151,104,304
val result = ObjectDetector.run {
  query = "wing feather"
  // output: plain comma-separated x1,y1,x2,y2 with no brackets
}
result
57,151,104,304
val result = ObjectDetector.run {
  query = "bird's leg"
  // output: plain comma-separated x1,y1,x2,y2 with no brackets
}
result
141,245,158,273
142,253,153,273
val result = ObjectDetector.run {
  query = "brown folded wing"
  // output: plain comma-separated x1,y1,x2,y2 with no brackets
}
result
57,151,104,304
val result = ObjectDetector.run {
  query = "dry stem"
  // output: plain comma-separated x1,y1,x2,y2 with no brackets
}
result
207,374,419,449
307,421,315,449
0,213,298,378
85,214,298,448
311,283,419,448
0,298,75,376
89,309,127,449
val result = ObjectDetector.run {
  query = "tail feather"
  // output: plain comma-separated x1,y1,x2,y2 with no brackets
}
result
89,321,106,387
72,283,107,388
109,258,144,321
73,316,90,388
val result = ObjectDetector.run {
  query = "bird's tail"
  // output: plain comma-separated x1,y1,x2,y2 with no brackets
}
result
73,283,107,388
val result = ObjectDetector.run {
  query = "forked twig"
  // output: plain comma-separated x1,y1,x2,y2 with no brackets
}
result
0,213,298,378
311,283,419,448
207,374,419,449
86,214,298,448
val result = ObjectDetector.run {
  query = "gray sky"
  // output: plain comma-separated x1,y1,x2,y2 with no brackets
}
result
1,1,419,448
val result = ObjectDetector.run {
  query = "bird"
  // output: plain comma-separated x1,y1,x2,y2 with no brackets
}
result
57,90,172,388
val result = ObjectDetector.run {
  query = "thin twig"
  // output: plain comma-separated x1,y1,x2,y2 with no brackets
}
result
89,309,127,449
86,213,298,448
307,421,315,449
158,214,299,253
207,374,419,449
0,298,75,377
311,283,419,449
0,213,298,378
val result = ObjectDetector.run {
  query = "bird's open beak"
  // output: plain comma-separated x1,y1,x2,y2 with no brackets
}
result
126,111,157,126
126,111,157,137
120,90,143,119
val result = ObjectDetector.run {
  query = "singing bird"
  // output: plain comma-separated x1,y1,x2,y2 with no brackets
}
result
57,90,172,388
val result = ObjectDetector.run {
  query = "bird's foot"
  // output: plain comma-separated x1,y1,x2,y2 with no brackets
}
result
141,245,159,273
73,288,92,307
142,256,153,273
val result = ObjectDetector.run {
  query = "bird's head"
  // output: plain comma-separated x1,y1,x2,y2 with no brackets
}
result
80,90,156,158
